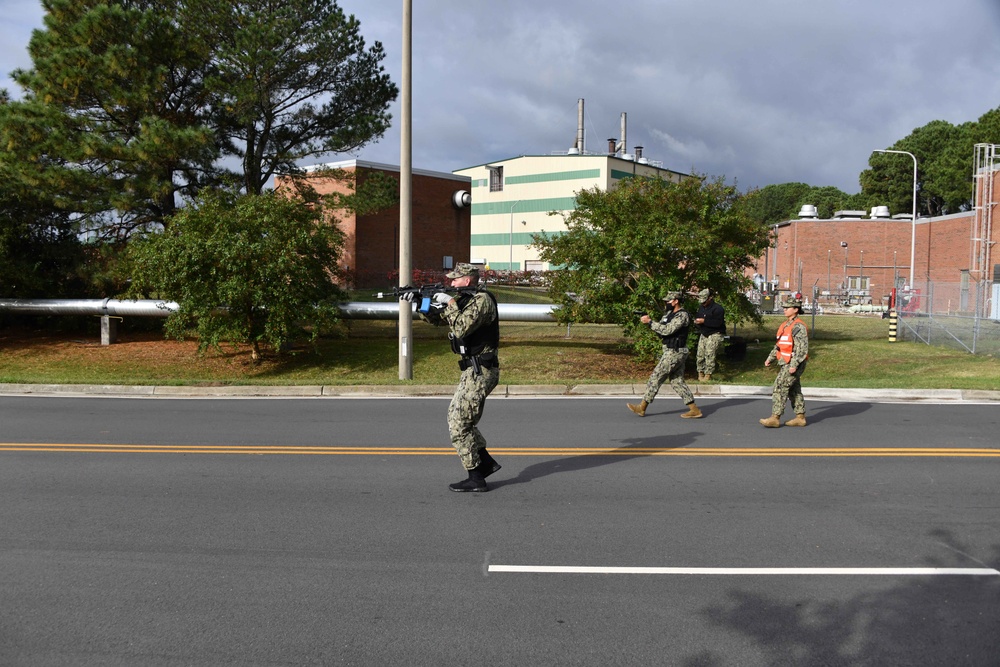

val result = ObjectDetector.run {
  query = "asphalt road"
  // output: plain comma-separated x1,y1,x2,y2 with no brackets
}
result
1,395,998,666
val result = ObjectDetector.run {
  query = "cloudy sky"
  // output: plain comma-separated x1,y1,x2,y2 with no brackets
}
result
4,0,1000,194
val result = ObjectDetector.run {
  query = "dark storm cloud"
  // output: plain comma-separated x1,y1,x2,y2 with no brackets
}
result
4,0,999,192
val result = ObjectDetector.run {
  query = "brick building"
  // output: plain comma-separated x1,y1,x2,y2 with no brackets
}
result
278,160,472,289
753,162,999,316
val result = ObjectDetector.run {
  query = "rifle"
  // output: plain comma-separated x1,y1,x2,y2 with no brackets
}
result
375,284,479,316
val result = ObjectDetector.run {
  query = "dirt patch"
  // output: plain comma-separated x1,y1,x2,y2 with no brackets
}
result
0,326,649,383
1,328,266,373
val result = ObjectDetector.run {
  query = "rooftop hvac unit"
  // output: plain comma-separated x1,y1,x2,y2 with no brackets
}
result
797,205,818,218
870,206,891,218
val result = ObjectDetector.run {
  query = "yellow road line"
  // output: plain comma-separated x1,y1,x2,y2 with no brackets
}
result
1,444,998,457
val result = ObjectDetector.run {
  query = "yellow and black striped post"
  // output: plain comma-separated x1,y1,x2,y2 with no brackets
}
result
888,309,898,342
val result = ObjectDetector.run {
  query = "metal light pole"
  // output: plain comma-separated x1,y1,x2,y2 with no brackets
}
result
398,0,412,379
860,250,865,299
873,149,918,289
509,200,521,276
841,241,848,289
772,224,779,289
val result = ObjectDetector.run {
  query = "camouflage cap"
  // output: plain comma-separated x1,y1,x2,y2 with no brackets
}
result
781,296,803,308
697,288,712,303
662,290,683,302
446,263,480,279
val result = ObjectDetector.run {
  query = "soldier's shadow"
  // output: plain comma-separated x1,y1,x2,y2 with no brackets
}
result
681,397,758,418
804,401,872,424
490,431,700,489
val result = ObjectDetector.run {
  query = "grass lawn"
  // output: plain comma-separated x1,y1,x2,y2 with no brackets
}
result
2,308,999,390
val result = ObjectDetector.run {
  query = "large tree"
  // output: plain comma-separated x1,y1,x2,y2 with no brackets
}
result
126,188,346,361
743,182,812,226
1,0,397,242
1,0,218,241
533,175,771,358
859,111,1000,218
804,185,866,219
192,0,398,195
745,182,867,225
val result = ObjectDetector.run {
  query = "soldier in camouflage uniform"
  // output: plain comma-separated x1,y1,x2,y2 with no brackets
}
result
760,296,809,427
433,264,502,492
693,288,726,382
627,291,702,419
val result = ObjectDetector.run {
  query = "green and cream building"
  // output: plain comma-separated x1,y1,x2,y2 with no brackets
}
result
453,154,688,271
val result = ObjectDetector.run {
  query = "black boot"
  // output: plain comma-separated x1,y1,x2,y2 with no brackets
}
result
449,469,489,493
479,449,502,478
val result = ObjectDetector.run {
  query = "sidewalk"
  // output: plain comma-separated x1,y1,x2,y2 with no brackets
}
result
1,382,998,403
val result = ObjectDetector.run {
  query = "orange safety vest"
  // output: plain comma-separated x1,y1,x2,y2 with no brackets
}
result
776,318,808,364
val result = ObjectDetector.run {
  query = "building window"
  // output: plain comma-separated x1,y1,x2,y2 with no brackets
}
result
489,166,503,192
847,276,870,291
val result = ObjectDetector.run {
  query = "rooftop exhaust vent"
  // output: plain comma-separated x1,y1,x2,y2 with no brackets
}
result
870,206,891,218
797,205,818,218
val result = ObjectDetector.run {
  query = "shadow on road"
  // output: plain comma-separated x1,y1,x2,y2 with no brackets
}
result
491,431,701,489
804,400,873,424
686,397,758,419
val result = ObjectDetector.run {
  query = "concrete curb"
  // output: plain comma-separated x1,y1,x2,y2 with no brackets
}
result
1,382,998,403
567,384,638,396
0,383,157,396
506,384,570,396
153,385,324,397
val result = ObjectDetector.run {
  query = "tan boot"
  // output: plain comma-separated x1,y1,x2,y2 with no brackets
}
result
680,402,703,419
627,400,648,417
759,414,781,428
703,374,712,383
785,413,807,427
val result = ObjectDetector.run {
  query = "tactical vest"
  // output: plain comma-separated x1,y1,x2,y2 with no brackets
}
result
776,318,808,363
659,309,689,349
450,290,500,359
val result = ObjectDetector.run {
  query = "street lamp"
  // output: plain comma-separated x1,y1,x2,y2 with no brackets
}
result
509,200,521,278
398,0,413,380
872,149,917,289
841,241,848,290
772,223,779,289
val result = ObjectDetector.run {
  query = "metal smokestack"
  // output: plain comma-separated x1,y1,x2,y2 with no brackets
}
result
576,98,585,153
620,112,627,157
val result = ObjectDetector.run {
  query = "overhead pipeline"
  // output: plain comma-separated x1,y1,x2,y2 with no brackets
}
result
0,299,559,322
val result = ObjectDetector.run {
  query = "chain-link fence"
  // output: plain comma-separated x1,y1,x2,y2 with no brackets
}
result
896,280,1000,355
